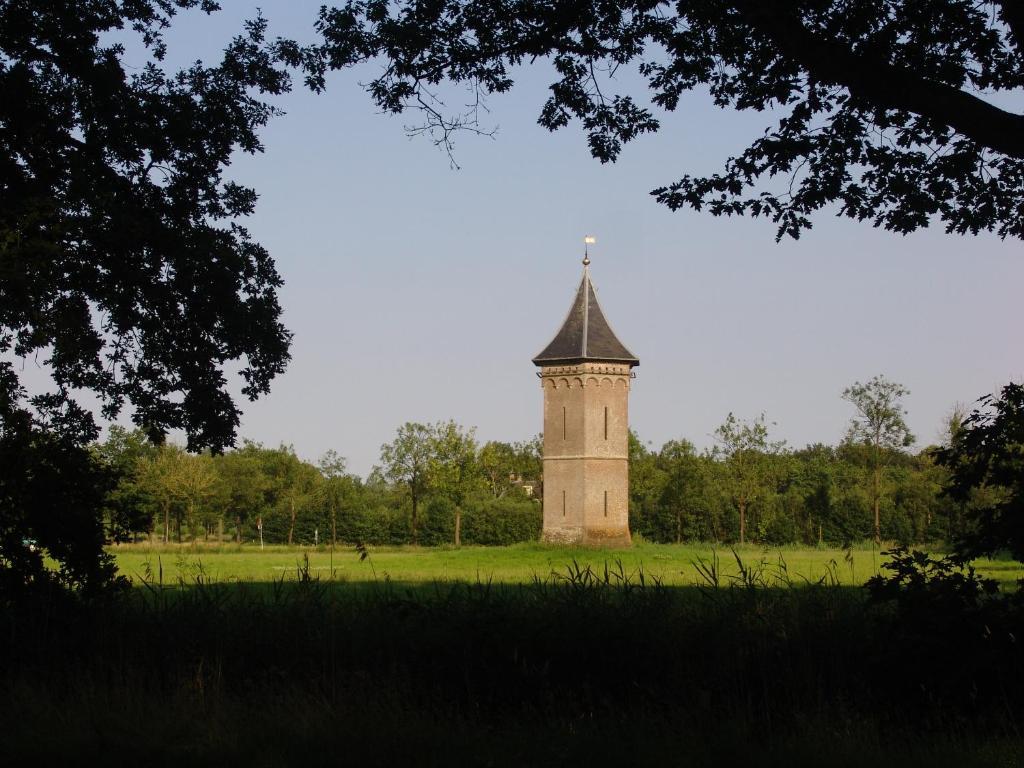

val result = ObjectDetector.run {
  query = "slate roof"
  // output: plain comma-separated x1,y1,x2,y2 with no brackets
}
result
532,267,639,367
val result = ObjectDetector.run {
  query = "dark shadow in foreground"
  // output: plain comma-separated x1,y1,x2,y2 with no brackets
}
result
1,555,1021,767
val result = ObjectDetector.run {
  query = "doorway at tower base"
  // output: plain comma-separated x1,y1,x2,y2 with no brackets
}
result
541,525,632,548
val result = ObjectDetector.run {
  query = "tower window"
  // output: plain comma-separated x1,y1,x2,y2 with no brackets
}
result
604,490,608,517
562,406,566,440
562,490,566,516
604,407,608,439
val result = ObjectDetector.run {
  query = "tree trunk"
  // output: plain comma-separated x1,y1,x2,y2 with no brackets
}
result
676,510,682,544
739,500,747,544
288,498,296,546
236,515,242,544
411,492,419,545
454,507,462,548
872,462,881,544
163,502,170,544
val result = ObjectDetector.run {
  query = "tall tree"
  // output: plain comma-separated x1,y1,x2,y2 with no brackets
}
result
136,445,187,544
478,441,518,499
214,447,268,544
260,445,319,546
93,426,158,541
176,453,217,542
842,375,915,543
714,413,786,544
940,402,970,448
936,382,1024,561
656,439,707,544
628,430,668,539
317,449,350,550
309,1,1024,241
513,436,544,499
379,423,435,545
428,421,480,548
1,0,292,591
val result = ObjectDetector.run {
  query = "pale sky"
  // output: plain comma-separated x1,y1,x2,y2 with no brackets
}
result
23,3,1024,475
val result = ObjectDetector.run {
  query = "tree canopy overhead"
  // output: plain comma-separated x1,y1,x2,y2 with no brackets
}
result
1,0,292,452
307,0,1024,240
0,0,295,593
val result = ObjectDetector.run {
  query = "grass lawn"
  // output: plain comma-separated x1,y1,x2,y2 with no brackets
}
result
108,540,1024,588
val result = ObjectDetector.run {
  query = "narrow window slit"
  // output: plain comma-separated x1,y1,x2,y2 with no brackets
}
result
604,490,608,517
562,490,566,516
604,406,608,440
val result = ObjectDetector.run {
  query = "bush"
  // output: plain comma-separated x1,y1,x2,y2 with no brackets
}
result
353,506,410,546
420,499,456,546
1,425,123,599
865,546,999,614
864,547,1019,715
462,498,541,546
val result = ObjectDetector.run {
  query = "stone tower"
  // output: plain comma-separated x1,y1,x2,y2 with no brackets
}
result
533,253,639,547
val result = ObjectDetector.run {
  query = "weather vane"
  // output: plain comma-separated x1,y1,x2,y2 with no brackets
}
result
583,235,596,266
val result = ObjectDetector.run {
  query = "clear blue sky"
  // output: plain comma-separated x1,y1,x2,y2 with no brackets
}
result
74,4,1024,474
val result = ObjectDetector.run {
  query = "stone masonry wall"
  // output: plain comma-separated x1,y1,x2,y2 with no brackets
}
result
539,363,632,547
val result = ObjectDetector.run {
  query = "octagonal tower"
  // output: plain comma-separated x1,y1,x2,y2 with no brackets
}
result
533,253,638,547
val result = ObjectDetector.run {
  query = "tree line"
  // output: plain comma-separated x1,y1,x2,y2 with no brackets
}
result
630,375,937,547
95,422,543,548
91,375,999,549
629,432,955,547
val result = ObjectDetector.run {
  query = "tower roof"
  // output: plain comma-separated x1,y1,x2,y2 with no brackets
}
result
532,266,639,367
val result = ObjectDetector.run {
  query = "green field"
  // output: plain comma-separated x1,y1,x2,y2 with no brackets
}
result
109,541,1024,588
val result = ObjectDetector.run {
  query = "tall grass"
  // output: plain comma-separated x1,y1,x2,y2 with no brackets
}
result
1,552,1021,766
105,541,1024,589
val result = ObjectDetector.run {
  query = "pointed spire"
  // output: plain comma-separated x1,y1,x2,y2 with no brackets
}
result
532,261,639,367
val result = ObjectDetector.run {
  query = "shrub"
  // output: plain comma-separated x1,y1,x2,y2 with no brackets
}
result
420,498,456,546
462,498,541,546
353,506,410,546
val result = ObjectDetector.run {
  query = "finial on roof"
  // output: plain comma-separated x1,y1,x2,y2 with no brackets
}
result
583,235,596,266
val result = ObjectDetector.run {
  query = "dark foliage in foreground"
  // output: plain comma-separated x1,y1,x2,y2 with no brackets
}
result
307,0,1024,240
1,558,1021,765
865,547,1021,716
0,1,292,595
0,392,122,597
937,382,1024,562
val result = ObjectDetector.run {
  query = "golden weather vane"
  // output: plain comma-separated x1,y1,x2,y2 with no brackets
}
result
583,235,596,266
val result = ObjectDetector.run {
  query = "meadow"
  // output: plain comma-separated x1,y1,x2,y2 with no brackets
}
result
9,540,1023,767
108,540,1024,589
5,548,1024,767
